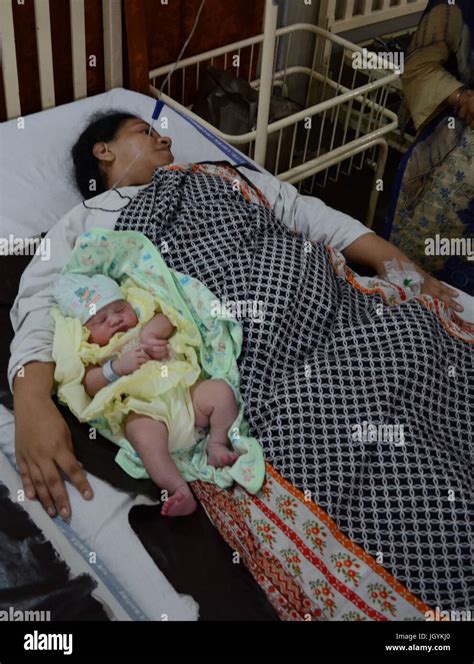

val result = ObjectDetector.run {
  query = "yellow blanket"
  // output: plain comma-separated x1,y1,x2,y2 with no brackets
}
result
52,279,204,454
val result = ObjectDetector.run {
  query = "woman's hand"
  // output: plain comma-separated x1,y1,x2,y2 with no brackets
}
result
415,267,464,312
455,89,474,129
343,234,464,313
15,394,93,520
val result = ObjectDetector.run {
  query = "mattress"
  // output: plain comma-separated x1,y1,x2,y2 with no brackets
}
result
0,404,198,620
1,88,472,622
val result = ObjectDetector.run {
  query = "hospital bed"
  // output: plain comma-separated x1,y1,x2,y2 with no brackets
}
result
0,85,439,621
317,0,427,35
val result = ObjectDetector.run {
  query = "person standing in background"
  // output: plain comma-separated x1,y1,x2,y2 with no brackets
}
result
386,0,474,295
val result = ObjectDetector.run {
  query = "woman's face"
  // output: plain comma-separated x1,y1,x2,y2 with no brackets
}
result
93,118,174,189
85,299,138,346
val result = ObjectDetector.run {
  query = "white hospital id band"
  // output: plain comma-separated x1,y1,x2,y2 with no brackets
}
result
102,359,121,383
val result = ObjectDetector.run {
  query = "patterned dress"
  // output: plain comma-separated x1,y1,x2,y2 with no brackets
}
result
115,161,473,611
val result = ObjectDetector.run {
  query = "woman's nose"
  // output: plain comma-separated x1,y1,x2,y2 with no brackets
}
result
158,136,172,149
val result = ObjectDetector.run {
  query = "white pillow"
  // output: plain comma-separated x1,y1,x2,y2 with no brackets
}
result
0,87,257,235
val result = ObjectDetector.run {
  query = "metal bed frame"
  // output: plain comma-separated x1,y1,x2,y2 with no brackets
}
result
148,1,400,227
318,0,427,34
1,0,420,227
0,0,123,120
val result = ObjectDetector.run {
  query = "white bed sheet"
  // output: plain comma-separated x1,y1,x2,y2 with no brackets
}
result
0,404,198,621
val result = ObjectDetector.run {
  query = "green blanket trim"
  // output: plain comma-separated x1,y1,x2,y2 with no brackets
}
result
55,227,265,494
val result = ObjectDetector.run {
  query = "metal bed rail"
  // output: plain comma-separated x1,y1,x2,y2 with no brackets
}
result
148,23,400,227
318,0,427,34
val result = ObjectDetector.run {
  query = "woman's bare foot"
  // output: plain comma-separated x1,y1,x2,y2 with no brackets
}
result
207,442,239,468
161,484,197,517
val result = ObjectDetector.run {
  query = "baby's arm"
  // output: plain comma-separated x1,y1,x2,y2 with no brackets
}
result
140,313,176,343
139,313,176,361
82,346,151,397
83,364,110,397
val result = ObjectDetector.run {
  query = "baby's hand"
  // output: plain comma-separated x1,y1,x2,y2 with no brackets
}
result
140,314,175,343
113,345,151,376
142,340,170,361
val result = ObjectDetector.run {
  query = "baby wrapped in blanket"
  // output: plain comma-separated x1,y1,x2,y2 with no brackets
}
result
50,229,265,517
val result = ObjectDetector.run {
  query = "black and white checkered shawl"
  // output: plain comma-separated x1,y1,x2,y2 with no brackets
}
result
115,162,473,611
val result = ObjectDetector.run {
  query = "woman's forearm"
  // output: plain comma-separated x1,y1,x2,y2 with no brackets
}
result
13,361,55,405
342,233,409,274
342,233,463,312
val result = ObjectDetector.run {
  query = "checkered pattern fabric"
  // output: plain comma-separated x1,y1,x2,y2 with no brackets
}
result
115,163,473,611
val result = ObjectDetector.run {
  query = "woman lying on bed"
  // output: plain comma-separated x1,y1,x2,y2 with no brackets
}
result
8,109,468,514
7,112,472,609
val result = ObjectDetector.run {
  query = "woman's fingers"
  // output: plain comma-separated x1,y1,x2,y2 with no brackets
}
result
35,460,69,518
423,277,464,313
441,294,463,312
440,284,460,297
56,450,94,512
27,460,58,517
17,454,36,500
438,286,463,313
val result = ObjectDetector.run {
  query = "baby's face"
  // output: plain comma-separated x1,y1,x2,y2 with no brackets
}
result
85,299,138,346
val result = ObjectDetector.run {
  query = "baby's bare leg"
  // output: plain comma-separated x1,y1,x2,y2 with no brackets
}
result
124,413,196,516
190,379,239,468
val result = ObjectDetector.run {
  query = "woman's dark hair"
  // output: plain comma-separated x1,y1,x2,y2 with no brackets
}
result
71,110,139,199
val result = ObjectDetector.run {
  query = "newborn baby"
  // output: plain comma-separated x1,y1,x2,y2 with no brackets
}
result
54,273,239,517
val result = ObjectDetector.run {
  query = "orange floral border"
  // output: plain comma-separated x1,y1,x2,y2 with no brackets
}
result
328,249,474,346
265,462,431,615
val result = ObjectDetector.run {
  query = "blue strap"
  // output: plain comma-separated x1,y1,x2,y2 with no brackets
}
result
152,99,164,120
151,99,262,172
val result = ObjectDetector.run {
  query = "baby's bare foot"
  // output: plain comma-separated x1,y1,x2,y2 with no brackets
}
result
207,442,239,468
161,484,197,517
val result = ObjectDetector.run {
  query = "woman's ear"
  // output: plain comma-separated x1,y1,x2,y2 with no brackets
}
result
92,141,115,164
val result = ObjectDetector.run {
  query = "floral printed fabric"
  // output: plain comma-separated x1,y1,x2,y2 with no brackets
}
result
390,124,474,295
193,463,431,621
